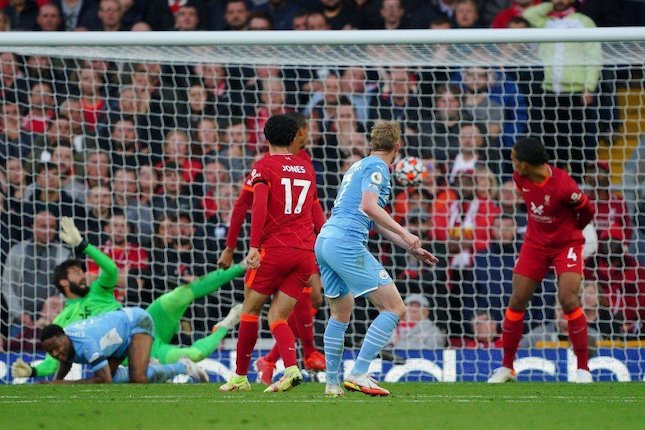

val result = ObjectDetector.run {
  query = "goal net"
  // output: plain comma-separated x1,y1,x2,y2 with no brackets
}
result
1,30,644,382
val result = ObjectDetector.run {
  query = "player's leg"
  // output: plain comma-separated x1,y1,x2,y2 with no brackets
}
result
308,272,324,311
151,304,243,364
489,243,548,383
127,333,154,383
554,245,590,382
147,265,246,345
300,275,326,370
316,236,352,396
219,289,269,392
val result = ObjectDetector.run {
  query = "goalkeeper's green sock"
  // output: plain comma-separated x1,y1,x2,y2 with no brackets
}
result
158,327,229,363
190,265,245,300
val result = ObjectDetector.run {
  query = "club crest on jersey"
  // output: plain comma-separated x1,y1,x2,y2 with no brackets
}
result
530,201,544,215
571,192,582,203
379,270,389,280
371,172,383,185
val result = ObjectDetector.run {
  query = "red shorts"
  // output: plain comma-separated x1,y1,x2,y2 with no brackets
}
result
245,247,317,298
513,241,584,282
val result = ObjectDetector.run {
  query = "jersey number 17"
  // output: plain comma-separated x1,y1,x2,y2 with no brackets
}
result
281,178,311,214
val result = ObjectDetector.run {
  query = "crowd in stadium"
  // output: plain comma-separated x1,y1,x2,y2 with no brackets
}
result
1,0,645,356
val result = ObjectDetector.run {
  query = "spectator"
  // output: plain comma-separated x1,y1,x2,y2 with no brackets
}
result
491,0,540,28
448,124,489,183
368,67,423,139
454,66,528,149
339,66,377,129
130,20,151,31
151,163,202,224
247,11,272,30
434,0,457,18
89,0,130,31
332,100,368,158
308,72,342,129
174,83,214,132
520,302,602,348
105,118,151,170
192,63,242,123
193,117,219,156
253,0,297,30
498,179,527,240
0,52,30,106
591,229,645,338
524,0,601,181
1,211,70,329
430,169,500,271
76,66,108,133
200,155,233,221
378,0,409,29
156,129,202,185
112,167,154,246
87,213,149,304
4,157,27,202
291,8,307,30
1,101,32,163
0,9,10,31
305,10,329,30
49,142,87,205
60,98,95,155
5,0,39,30
245,77,290,152
22,82,55,135
351,0,382,29
318,0,357,29
174,3,200,30
22,162,87,227
388,294,446,349
464,214,520,321
584,161,633,248
455,312,503,348
223,0,249,30
36,3,63,31
220,120,251,181
85,184,122,246
507,15,529,27
420,83,472,162
142,0,205,31
6,295,64,352
53,0,98,31
84,149,111,189
453,0,482,28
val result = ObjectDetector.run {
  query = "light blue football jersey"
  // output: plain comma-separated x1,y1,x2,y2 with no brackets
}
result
319,155,391,243
64,307,153,372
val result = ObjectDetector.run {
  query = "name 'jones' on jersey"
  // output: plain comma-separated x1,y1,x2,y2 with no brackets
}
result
250,154,318,250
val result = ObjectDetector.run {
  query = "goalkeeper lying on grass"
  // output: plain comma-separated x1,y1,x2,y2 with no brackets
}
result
13,217,246,382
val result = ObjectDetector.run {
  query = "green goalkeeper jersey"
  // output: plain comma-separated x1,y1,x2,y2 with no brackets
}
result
33,244,120,377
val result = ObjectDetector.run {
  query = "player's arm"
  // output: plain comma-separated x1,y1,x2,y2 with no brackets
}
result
50,364,113,384
59,217,118,291
218,185,254,268
522,2,552,28
566,184,596,229
52,361,72,381
374,224,438,265
311,195,326,234
361,191,419,250
246,181,269,269
13,353,60,379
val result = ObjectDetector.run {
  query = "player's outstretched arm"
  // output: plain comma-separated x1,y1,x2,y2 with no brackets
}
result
59,217,118,290
49,363,113,384
375,224,439,265
219,187,254,268
361,191,420,250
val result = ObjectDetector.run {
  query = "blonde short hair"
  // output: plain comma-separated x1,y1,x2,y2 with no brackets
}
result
370,120,401,152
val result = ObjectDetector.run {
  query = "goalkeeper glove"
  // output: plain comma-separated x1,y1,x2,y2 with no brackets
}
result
59,216,87,251
11,359,35,378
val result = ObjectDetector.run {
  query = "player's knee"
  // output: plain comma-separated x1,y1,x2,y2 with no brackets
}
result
559,297,580,314
389,302,406,320
310,294,323,310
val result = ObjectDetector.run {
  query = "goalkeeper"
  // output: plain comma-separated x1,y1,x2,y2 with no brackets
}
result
13,217,245,380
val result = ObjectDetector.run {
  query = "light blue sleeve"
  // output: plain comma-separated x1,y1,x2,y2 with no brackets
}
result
360,163,388,195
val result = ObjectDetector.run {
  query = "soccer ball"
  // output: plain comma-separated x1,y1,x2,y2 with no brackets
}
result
393,156,427,186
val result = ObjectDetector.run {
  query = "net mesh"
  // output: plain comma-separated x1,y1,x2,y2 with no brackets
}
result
1,39,644,382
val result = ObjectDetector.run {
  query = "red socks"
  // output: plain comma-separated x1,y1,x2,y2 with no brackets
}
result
501,308,525,369
293,288,316,358
235,314,260,376
270,320,297,368
565,307,589,370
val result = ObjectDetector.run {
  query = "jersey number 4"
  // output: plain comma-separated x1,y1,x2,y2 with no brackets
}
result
281,178,311,214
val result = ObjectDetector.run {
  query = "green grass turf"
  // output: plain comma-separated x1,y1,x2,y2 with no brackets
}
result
1,383,643,430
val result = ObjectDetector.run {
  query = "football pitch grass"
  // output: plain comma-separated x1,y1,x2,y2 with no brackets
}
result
1,383,643,430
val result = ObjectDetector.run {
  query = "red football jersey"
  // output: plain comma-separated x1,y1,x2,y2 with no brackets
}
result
513,165,589,249
250,153,317,250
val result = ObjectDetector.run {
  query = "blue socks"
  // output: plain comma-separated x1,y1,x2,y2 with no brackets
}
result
112,362,187,383
351,311,400,376
323,317,349,385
